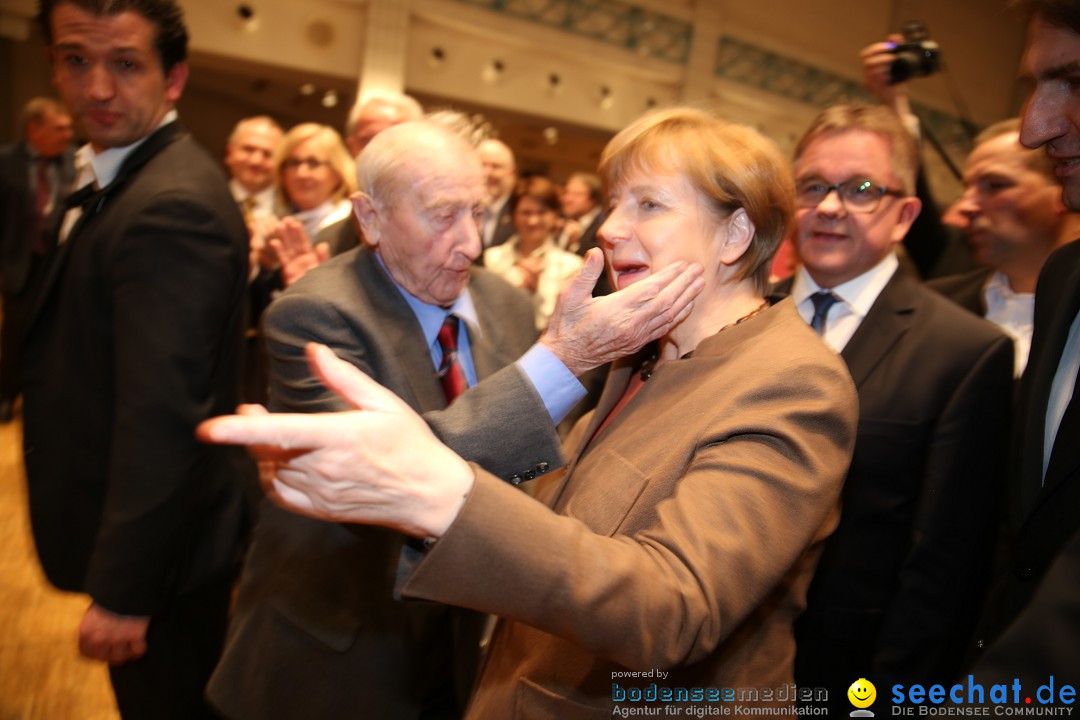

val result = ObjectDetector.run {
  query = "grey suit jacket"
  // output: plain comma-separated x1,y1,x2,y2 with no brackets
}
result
315,214,360,257
209,246,562,720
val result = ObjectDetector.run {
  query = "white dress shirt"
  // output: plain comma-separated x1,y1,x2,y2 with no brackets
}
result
983,271,1035,377
60,110,179,243
790,253,900,353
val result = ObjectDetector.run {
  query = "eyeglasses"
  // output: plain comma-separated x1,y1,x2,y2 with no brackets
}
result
795,177,906,214
283,157,329,172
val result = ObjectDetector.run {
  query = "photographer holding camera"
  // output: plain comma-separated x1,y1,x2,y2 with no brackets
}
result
862,29,1080,377
860,28,979,279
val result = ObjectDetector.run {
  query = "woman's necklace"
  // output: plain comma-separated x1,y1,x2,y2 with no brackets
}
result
639,300,771,381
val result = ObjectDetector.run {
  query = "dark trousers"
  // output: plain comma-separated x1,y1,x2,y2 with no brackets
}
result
0,288,30,404
108,575,233,720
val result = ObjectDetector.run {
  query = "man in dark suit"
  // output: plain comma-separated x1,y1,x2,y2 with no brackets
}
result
22,1,250,717
0,96,74,422
208,120,555,719
478,138,517,250
777,104,1013,709
969,1,1080,677
558,172,604,254
927,118,1079,376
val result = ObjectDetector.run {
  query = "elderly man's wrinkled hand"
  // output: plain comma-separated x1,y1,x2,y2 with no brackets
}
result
198,344,474,538
540,249,704,376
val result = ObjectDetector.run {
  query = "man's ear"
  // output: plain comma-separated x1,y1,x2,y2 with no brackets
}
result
164,61,189,104
891,196,923,245
352,193,380,247
717,208,755,266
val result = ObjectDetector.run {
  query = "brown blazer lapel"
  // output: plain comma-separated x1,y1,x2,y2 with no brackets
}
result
546,355,638,509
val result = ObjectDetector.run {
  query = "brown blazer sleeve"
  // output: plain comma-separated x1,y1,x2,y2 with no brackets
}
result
401,324,857,670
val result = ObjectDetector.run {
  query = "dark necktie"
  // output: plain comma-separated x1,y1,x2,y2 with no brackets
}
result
33,157,51,254
436,314,467,403
809,291,840,335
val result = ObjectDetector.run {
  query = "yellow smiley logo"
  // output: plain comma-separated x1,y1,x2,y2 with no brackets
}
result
848,678,876,709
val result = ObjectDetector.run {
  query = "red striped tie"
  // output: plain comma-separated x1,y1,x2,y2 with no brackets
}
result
436,315,467,403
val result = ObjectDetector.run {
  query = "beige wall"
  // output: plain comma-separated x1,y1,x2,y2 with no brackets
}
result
1,0,1025,201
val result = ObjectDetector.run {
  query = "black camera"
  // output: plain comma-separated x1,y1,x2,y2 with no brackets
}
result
889,21,941,84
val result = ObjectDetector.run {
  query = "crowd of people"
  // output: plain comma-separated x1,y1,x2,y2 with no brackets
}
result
1,0,1079,718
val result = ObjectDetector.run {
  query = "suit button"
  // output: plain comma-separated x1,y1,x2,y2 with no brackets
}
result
522,470,534,481
536,462,549,473
1016,565,1033,580
508,475,522,486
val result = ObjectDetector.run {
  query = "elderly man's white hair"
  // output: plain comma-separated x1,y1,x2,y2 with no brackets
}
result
355,120,480,207
424,109,495,148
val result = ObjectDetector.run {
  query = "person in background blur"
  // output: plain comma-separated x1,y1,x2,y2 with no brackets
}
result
557,172,604,256
272,123,355,241
927,119,1079,376
344,91,423,158
225,115,283,223
477,139,517,250
483,176,583,330
0,96,75,423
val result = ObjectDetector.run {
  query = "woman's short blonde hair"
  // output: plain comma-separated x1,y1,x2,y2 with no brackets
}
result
599,107,793,293
274,123,357,210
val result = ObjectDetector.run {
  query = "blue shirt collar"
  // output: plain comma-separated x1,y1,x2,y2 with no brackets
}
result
375,252,481,347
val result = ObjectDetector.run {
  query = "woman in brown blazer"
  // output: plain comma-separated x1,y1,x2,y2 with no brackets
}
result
202,108,859,718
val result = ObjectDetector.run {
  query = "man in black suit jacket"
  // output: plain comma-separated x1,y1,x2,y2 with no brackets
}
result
779,104,1013,710
927,119,1079,376
0,97,74,422
969,4,1080,675
478,138,517,251
22,1,250,717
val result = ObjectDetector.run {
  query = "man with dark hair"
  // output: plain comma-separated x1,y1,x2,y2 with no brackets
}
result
0,96,74,423
23,1,250,717
928,118,1079,375
967,0,1080,681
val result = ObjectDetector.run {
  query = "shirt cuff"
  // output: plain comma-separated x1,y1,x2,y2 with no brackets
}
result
516,343,586,424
